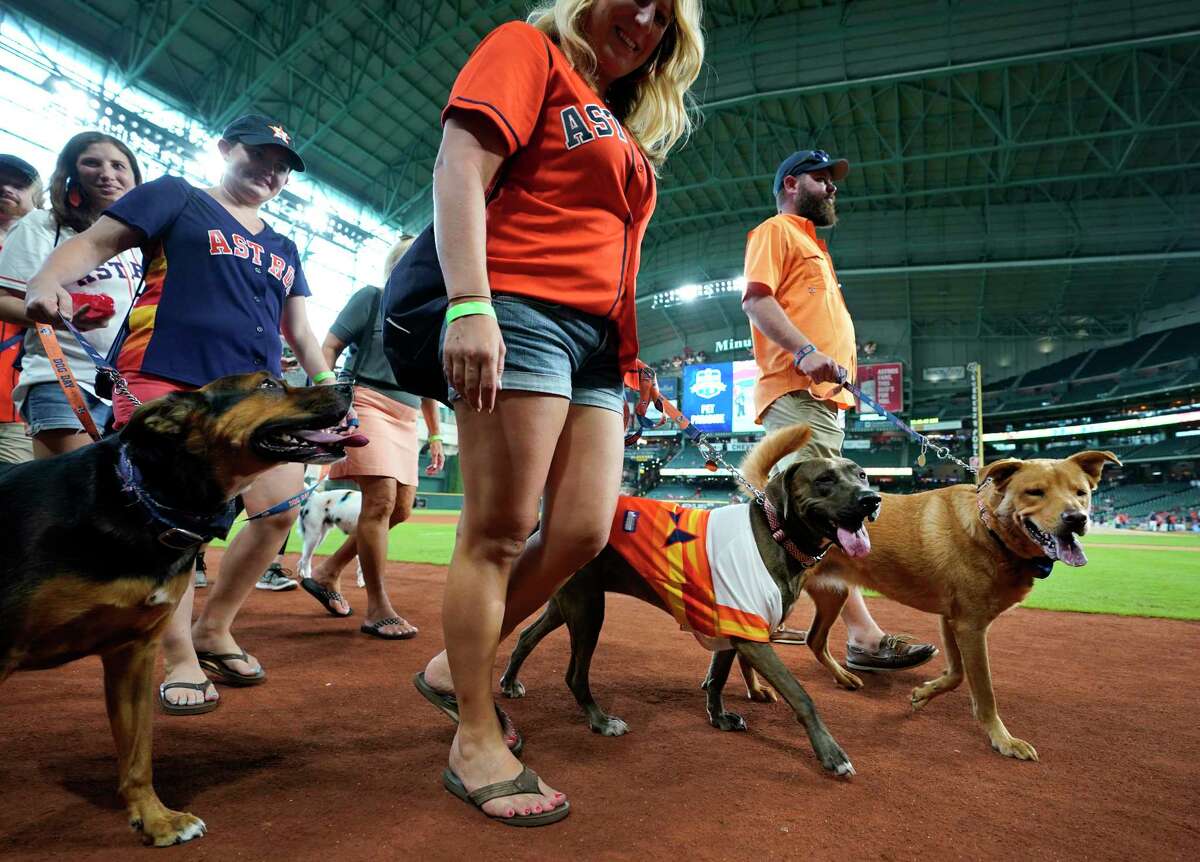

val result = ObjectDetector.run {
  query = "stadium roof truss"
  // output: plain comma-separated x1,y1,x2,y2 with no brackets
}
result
12,0,1200,348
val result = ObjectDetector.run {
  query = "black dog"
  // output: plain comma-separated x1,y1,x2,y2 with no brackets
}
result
500,426,879,776
0,372,364,846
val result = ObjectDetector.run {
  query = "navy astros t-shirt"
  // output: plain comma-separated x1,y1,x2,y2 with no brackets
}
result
104,175,311,386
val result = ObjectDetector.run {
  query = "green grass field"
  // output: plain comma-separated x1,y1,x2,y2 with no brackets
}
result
217,520,1199,622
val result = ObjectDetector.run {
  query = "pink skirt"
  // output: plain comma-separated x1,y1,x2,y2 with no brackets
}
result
329,386,419,486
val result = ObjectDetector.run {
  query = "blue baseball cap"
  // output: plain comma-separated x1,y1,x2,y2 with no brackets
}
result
773,149,849,195
221,114,305,171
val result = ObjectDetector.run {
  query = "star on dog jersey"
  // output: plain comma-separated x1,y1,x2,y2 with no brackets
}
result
664,509,698,547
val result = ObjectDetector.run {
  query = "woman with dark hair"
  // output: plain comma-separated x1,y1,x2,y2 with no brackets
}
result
0,132,143,457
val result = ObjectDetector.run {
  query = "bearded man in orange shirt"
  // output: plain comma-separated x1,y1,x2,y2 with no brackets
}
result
740,149,935,672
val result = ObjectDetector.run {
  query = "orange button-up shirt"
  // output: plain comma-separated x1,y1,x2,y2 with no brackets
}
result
742,214,857,420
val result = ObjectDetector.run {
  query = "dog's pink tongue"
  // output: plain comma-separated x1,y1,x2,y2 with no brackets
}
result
836,524,872,558
1054,534,1087,567
295,429,369,447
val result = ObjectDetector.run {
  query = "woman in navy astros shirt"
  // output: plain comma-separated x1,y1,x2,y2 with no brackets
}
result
24,115,342,714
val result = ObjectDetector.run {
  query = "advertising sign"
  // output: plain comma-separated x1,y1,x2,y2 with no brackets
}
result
731,359,758,433
682,363,733,433
855,362,904,414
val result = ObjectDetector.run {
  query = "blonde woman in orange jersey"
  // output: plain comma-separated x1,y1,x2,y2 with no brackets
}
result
411,0,703,826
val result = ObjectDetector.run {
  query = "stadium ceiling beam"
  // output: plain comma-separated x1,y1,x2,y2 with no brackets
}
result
647,158,1198,238
634,251,1200,310
210,1,364,130
375,27,1200,228
123,0,212,84
696,29,1200,116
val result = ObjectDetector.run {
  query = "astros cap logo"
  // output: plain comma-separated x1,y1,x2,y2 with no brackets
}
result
269,125,291,145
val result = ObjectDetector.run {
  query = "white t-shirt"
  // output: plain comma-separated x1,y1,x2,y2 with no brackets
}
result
694,503,785,651
0,209,140,403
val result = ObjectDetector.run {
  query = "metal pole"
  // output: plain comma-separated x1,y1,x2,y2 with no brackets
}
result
968,362,985,470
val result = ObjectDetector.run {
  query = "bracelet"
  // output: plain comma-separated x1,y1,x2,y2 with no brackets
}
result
428,434,443,443
445,301,497,324
312,370,335,384
448,293,492,304
793,344,816,368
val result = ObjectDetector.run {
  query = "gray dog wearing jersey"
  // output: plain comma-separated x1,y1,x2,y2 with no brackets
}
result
499,425,880,776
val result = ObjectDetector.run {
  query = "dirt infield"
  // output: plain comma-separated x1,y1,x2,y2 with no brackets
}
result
1,554,1197,860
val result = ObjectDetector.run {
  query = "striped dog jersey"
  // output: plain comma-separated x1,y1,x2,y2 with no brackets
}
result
609,496,783,650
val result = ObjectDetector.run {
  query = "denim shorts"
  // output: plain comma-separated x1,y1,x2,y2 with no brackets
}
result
19,381,113,436
441,294,624,413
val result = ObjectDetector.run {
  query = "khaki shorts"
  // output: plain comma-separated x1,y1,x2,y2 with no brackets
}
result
760,390,845,474
0,421,33,464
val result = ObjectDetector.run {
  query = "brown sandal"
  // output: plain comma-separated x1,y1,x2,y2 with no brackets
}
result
159,681,219,715
442,766,569,827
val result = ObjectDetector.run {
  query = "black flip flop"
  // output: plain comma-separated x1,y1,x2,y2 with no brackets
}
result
360,616,418,640
197,649,266,686
159,681,219,715
414,672,524,757
443,766,569,827
300,577,352,617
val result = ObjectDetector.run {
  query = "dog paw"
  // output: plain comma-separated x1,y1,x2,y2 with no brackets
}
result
991,734,1039,762
746,684,778,703
499,677,525,699
836,669,864,690
132,810,206,847
709,711,747,732
910,684,936,711
590,716,629,736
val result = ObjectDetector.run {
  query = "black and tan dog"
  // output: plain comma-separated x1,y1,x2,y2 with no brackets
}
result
0,372,365,846
737,428,1120,761
499,426,880,776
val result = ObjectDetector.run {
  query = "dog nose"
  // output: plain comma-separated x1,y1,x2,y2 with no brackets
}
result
857,492,882,516
1060,510,1088,532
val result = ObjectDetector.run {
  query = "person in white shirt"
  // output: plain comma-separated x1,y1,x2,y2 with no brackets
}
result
0,132,143,458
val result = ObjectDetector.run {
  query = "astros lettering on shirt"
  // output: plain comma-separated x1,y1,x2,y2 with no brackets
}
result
103,176,310,386
443,21,657,371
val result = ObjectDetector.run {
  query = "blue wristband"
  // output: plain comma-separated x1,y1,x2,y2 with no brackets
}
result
793,344,816,368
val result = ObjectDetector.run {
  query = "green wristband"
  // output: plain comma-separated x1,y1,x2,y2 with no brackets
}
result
312,371,335,384
445,301,497,324
428,434,443,443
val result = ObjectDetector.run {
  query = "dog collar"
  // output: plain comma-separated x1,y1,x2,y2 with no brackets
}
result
977,480,1054,579
757,496,829,568
116,445,238,549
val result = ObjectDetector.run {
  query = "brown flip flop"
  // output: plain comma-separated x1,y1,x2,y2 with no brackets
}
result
442,766,569,827
159,681,219,716
360,616,417,640
197,650,266,686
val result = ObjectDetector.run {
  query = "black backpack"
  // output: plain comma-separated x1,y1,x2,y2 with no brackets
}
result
381,225,451,405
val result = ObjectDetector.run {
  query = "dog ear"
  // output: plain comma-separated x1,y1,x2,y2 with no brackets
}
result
779,462,804,523
130,391,208,437
979,458,1023,490
1067,450,1121,488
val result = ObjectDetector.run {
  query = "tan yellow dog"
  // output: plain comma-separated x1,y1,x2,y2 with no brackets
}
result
740,425,1120,761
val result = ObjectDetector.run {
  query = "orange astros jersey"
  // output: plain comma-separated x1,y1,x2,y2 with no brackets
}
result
609,496,784,648
443,22,657,372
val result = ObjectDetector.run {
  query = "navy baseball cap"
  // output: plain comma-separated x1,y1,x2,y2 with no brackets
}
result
0,154,39,184
773,149,849,194
221,114,305,171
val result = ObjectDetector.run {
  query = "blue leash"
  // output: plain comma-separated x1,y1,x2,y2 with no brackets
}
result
838,375,977,475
